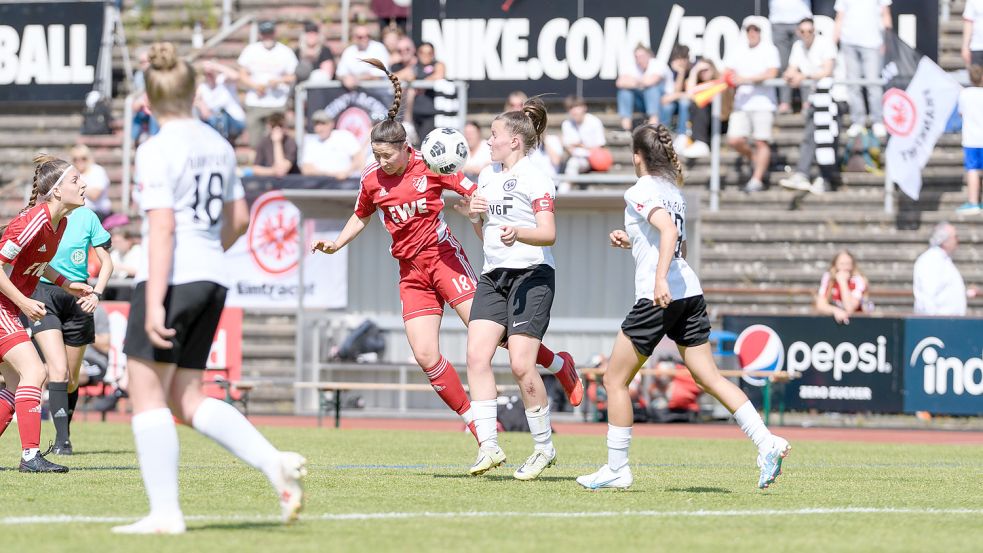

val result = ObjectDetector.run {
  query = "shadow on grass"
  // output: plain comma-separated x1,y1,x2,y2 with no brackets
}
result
664,486,732,494
191,521,284,532
71,450,134,456
432,473,571,482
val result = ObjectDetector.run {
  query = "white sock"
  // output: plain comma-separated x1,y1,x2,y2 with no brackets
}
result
607,424,632,471
546,355,565,374
132,408,182,518
22,448,39,461
461,406,474,425
471,399,498,448
733,401,772,450
526,403,553,453
191,398,281,481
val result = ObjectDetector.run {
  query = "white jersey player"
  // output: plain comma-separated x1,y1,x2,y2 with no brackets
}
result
114,42,306,535
577,124,790,491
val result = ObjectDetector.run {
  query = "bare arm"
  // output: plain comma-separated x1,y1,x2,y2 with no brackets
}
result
312,212,371,254
221,198,249,251
511,211,556,247
881,5,893,31
92,246,114,295
144,208,177,348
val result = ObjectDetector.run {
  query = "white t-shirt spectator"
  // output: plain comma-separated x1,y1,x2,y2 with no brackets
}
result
788,35,838,76
196,75,246,122
236,41,299,108
300,129,362,175
82,163,111,215
834,0,892,49
913,246,967,316
335,40,390,79
965,0,983,51
959,87,983,148
561,113,606,157
770,0,812,24
619,57,668,85
727,42,781,111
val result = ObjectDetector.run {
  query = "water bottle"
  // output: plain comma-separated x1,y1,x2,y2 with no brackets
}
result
192,22,204,49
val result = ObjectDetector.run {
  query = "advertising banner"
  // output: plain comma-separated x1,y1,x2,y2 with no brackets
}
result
0,1,105,103
903,318,983,416
724,315,905,413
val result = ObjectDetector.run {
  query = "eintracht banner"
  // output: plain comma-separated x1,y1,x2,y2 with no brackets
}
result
884,58,961,200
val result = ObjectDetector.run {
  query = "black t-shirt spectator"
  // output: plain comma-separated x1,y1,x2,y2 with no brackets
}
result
255,135,300,174
295,45,335,81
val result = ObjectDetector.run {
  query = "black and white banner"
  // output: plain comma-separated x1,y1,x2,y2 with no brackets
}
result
0,1,105,103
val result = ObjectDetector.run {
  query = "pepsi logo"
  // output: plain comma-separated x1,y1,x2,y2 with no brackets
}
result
735,324,785,387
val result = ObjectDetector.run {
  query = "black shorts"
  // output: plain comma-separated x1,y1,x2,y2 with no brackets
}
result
621,295,711,357
470,264,554,340
123,281,227,369
22,282,95,347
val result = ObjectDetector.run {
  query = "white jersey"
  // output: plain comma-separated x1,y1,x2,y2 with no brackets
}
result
476,157,556,273
624,176,702,302
134,118,245,287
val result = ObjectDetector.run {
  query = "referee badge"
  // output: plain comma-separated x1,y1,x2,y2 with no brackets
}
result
71,249,85,264
503,178,517,191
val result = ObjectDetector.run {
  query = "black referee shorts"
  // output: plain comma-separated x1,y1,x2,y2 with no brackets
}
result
22,282,95,347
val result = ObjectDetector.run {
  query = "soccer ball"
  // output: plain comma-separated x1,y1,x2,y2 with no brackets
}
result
422,128,470,175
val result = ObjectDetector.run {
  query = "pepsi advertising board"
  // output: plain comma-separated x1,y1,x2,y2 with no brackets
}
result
903,319,983,416
723,316,905,413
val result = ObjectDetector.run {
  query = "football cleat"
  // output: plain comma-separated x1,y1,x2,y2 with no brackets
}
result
469,444,506,476
272,452,307,524
19,452,69,473
757,436,791,489
576,464,634,490
513,448,556,481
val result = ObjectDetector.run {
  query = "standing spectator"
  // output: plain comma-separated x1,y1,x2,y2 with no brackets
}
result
957,65,983,214
963,0,983,68
194,60,246,143
834,0,891,138
913,223,978,316
815,250,870,324
770,0,813,113
462,120,492,179
295,21,335,83
237,20,299,148
250,112,299,177
335,25,390,90
616,45,668,132
725,19,780,192
560,96,607,185
70,144,112,219
660,45,693,148
779,18,839,193
300,110,364,179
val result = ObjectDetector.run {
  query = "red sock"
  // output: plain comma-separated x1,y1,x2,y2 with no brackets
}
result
536,345,556,369
424,357,471,416
0,389,14,437
14,386,42,451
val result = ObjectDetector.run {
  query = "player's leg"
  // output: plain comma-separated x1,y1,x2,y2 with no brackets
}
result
3,339,69,472
61,294,96,438
0,361,16,437
404,313,474,433
32,328,73,452
64,344,87,439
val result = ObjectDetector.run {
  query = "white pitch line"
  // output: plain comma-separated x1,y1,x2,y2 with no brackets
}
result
3,507,983,525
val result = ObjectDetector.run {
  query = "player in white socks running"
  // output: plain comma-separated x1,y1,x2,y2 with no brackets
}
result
464,97,562,481
112,43,306,535
576,124,790,491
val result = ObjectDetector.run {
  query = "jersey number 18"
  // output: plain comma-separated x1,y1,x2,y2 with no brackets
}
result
191,172,225,226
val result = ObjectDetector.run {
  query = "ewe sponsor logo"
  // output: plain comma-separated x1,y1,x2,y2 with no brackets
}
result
910,337,983,397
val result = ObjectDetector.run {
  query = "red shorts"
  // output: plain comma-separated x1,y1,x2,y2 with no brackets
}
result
0,302,30,358
398,235,478,321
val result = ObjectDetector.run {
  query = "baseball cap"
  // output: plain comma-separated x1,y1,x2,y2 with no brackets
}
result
258,20,276,35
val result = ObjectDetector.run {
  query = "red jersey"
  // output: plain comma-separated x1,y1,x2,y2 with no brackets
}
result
355,148,476,260
0,204,67,310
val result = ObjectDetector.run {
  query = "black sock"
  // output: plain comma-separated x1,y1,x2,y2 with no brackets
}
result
48,382,70,444
67,389,79,433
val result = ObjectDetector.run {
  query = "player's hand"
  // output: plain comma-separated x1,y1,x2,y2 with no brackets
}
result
311,239,339,254
270,126,284,143
500,225,518,246
145,303,176,349
470,194,489,214
77,292,99,314
18,298,46,322
653,278,672,308
65,282,93,298
452,196,473,218
609,229,631,249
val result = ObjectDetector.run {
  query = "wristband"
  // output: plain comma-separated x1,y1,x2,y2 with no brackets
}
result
54,275,67,287
469,214,481,224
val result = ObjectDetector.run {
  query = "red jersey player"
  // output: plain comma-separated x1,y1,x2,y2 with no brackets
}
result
312,59,582,437
0,154,92,473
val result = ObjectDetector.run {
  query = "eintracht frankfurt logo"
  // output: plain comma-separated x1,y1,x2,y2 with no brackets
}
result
247,191,300,275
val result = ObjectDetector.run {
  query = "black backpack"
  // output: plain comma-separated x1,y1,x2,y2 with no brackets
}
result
81,98,113,135
335,320,386,361
497,395,530,432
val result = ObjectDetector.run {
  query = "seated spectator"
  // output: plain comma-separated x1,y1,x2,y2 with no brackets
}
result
505,90,527,112
682,58,724,159
295,21,335,83
391,36,417,82
560,96,607,187
779,17,838,194
661,45,693,146
381,23,403,65
647,360,702,423
815,250,870,324
108,226,142,280
194,59,246,143
70,144,112,220
616,45,668,132
336,24,390,90
461,120,491,179
913,223,978,316
502,90,563,176
237,20,298,148
250,112,299,177
300,110,364,179
725,19,780,193
770,0,813,113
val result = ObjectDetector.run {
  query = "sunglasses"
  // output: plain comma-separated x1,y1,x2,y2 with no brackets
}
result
354,34,369,39
73,157,89,162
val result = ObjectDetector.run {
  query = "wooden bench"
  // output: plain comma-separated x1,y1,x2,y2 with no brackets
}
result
212,376,259,417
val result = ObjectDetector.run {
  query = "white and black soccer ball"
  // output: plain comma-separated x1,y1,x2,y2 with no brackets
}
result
421,127,470,175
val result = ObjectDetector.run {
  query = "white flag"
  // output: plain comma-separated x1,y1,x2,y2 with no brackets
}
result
884,57,961,200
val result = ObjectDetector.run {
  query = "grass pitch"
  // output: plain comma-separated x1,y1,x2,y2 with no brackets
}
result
2,421,981,553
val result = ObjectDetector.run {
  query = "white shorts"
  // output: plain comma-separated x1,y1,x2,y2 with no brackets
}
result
727,110,774,142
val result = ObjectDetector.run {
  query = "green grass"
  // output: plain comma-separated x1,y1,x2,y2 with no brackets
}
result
2,421,982,552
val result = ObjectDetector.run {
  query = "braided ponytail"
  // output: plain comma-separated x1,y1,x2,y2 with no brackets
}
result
655,125,684,187
364,58,407,144
631,124,684,187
